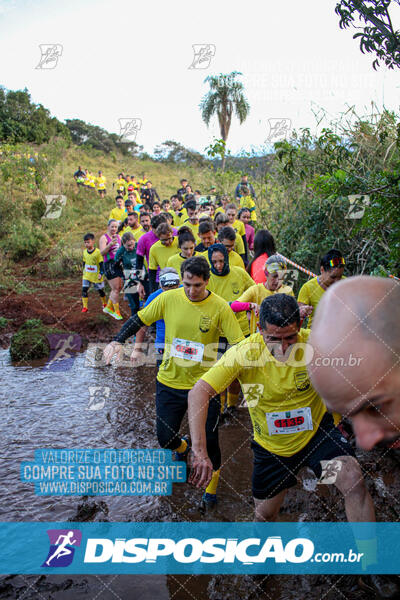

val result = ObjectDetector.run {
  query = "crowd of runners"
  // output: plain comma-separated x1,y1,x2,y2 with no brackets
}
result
78,168,400,598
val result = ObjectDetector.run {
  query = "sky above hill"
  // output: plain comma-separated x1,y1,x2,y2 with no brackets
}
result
1,0,400,154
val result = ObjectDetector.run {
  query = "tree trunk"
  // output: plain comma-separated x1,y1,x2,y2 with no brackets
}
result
221,151,226,172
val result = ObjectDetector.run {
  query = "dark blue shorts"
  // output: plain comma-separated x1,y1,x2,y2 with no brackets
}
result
251,412,355,499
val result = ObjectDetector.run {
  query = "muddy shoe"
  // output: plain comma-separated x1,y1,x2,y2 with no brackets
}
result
358,574,400,598
172,436,190,462
199,492,218,514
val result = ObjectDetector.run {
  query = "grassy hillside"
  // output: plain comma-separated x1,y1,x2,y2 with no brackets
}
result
0,140,216,293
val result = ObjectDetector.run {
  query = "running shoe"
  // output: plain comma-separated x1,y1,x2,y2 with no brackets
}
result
200,492,218,513
103,306,114,316
81,307,88,313
172,435,190,462
113,311,123,321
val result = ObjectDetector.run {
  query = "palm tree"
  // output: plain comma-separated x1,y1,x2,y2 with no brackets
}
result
200,71,250,171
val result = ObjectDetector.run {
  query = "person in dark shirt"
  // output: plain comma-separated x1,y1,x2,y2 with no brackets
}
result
140,181,160,209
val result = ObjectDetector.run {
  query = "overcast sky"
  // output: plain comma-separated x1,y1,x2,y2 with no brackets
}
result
1,0,399,154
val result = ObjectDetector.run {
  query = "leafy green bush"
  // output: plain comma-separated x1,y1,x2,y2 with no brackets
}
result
5,222,47,260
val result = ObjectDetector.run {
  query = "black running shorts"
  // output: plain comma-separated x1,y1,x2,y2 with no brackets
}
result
251,412,355,499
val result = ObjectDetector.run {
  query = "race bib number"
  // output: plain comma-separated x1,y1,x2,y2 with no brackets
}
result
85,264,98,273
170,338,204,362
266,407,313,435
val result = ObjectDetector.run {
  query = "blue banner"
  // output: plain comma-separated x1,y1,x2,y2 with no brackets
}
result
20,449,186,496
0,522,399,574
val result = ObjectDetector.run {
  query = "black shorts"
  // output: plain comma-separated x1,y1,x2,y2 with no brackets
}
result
104,261,122,281
251,412,355,500
98,189,106,194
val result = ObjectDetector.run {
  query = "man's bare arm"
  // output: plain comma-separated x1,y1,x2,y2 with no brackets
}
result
188,379,217,489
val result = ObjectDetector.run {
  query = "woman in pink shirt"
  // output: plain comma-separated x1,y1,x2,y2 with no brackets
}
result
247,229,276,283
99,219,123,319
239,207,255,251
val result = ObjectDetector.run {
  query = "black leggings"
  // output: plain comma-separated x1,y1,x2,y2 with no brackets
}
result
155,380,221,471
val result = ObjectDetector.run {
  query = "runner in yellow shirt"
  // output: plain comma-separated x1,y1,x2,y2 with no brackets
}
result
238,189,257,222
171,195,188,227
109,196,127,223
214,213,245,259
214,194,229,215
181,198,200,243
103,256,244,510
225,203,249,264
167,227,197,280
298,249,346,328
188,293,373,525
119,212,142,240
81,233,107,313
217,227,245,270
207,243,255,415
96,171,107,198
207,244,254,335
148,223,179,292
231,255,295,333
113,173,127,196
88,171,96,190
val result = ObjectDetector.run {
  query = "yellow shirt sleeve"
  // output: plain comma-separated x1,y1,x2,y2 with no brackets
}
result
234,234,245,255
298,282,310,304
138,293,165,325
217,301,245,346
149,245,158,270
202,345,243,394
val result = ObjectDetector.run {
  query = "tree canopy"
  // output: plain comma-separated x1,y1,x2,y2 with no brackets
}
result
335,0,400,69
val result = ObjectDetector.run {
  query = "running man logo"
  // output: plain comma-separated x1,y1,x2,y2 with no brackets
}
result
199,315,211,333
188,44,216,69
294,371,310,392
266,118,292,143
240,383,264,408
44,334,82,372
87,386,110,411
35,44,63,69
346,195,370,219
282,269,299,287
42,529,82,567
42,195,67,219
319,459,342,485
118,118,142,143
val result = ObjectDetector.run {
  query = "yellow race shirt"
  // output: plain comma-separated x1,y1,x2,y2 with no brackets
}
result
114,179,127,195
167,252,199,280
138,287,244,389
239,283,295,305
234,233,245,255
208,266,254,334
96,176,107,190
82,248,103,284
181,220,200,243
239,196,257,221
232,219,246,238
215,206,225,215
149,237,179,270
121,226,145,242
297,277,346,327
172,211,185,227
202,330,326,456
88,173,96,188
239,283,294,333
109,207,127,223
228,250,245,270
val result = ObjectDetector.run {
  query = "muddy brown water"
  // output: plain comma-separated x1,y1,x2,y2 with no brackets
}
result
1,348,399,599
